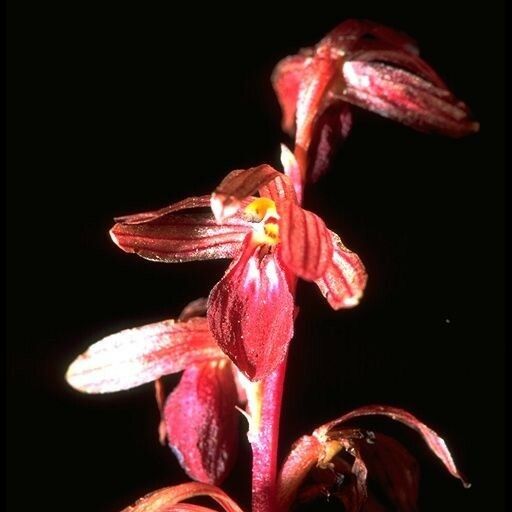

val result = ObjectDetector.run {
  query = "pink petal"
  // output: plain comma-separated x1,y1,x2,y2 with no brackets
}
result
278,201,334,281
110,211,250,263
66,317,223,393
207,237,294,380
211,165,289,222
178,297,208,321
315,232,367,309
121,482,244,512
342,61,479,137
318,405,470,487
307,103,352,183
294,56,339,176
280,144,303,203
271,54,308,135
165,360,238,485
277,435,323,511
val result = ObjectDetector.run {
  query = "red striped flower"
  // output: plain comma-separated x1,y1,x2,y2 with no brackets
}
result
110,147,367,381
66,299,241,486
272,19,479,181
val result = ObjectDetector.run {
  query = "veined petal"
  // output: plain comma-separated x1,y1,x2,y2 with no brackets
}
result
271,54,309,135
165,360,238,485
317,404,470,487
207,237,294,381
66,317,222,393
307,103,352,183
110,212,250,263
315,232,367,309
342,61,479,137
121,483,244,512
277,435,323,512
278,201,334,281
211,165,293,222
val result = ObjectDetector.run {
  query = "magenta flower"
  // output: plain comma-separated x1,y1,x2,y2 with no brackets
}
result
272,19,479,181
66,299,240,485
109,148,367,381
277,405,469,512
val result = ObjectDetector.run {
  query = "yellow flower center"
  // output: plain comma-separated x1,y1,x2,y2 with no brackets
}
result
244,197,280,246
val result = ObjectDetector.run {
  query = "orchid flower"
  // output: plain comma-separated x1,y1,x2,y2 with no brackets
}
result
109,147,367,381
277,405,470,512
272,19,479,181
66,299,241,485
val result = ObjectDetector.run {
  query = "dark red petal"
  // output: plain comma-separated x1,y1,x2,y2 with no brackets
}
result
66,317,222,393
277,435,323,511
307,103,352,183
114,195,212,224
342,61,479,137
110,211,250,263
356,433,419,512
121,483,244,512
207,237,294,380
318,405,470,487
271,54,308,135
165,360,238,485
315,232,367,309
279,201,334,281
211,165,292,222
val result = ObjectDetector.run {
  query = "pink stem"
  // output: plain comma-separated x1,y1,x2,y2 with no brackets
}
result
251,356,288,512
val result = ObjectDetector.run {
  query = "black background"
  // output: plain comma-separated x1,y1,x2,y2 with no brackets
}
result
6,1,505,511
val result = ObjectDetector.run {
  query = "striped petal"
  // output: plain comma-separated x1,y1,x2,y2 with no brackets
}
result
315,232,367,309
342,60,478,137
211,165,295,222
110,196,250,263
121,483,244,512
207,237,294,381
165,359,238,485
317,405,470,487
66,317,223,393
278,200,334,281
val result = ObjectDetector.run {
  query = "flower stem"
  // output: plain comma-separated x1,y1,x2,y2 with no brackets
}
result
250,356,288,512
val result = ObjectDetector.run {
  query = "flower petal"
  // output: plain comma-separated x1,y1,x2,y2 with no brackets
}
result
66,317,222,393
356,433,419,512
307,103,352,183
165,359,238,485
342,60,479,137
110,209,250,263
317,404,470,487
280,144,303,203
278,201,334,281
207,237,294,380
121,482,244,512
271,54,308,135
277,435,323,511
315,232,367,309
211,165,292,222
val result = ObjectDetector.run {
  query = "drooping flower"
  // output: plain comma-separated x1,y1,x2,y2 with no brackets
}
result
66,299,240,485
272,19,480,181
277,405,469,512
110,148,367,381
